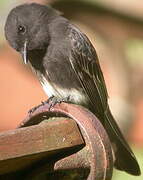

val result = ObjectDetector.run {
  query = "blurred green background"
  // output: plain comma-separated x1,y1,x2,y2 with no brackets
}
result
0,0,143,179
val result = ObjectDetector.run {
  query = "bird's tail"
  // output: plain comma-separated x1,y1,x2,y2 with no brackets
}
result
104,108,141,176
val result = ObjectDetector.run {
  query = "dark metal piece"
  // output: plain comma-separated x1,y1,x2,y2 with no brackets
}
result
18,102,113,180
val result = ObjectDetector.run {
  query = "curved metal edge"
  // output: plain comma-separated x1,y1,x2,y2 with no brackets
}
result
18,102,113,180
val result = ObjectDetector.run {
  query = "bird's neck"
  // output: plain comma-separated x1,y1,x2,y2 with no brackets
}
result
48,16,69,40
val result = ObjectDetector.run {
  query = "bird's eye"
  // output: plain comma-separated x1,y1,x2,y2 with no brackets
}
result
18,25,26,34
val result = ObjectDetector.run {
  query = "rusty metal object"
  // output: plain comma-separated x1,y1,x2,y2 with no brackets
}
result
0,102,113,179
18,102,113,180
0,117,84,175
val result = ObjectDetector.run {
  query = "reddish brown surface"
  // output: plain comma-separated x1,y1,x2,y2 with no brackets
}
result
0,45,47,131
131,99,143,146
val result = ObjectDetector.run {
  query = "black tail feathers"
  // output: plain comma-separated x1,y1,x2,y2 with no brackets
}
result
104,109,141,176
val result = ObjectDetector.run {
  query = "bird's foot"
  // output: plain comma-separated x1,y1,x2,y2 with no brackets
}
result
28,96,70,114
43,96,70,110
28,96,55,114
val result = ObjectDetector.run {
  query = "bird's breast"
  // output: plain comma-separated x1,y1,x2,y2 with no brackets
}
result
39,73,88,105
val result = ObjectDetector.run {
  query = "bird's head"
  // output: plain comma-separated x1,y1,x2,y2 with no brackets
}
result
4,3,59,64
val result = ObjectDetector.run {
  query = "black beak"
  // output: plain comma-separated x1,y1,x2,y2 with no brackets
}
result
21,41,28,64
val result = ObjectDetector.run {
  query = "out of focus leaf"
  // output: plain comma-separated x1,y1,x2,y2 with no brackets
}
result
125,39,143,66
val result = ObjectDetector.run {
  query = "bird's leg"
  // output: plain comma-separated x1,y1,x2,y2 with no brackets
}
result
41,95,55,105
28,96,70,114
28,96,54,114
43,96,70,110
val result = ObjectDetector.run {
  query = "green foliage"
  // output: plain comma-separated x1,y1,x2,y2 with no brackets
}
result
125,39,143,66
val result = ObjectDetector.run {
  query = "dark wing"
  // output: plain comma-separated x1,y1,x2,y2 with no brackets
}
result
68,25,141,175
69,25,108,119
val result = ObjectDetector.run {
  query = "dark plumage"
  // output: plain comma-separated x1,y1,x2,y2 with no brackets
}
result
5,3,141,175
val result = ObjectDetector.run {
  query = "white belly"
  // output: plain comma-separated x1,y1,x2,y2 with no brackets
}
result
29,64,88,105
40,74,88,105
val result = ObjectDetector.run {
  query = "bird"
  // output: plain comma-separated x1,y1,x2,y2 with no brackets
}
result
4,3,141,176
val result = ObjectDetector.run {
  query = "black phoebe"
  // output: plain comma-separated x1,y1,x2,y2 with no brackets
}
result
4,3,140,175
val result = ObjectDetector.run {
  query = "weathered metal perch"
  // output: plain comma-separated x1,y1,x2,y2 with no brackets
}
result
0,102,113,180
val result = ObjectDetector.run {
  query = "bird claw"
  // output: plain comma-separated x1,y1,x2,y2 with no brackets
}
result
46,96,70,111
28,96,70,114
